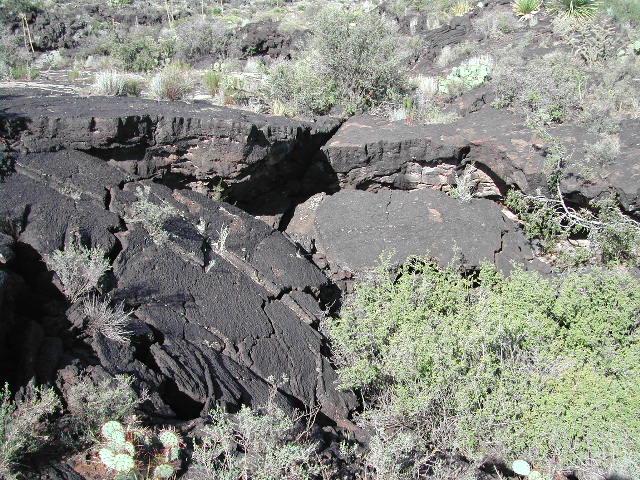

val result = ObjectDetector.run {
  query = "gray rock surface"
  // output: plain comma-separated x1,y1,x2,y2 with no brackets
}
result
287,189,548,278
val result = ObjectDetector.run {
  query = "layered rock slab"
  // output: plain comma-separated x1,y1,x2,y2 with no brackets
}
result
0,148,356,421
287,189,547,279
317,108,640,214
0,88,342,224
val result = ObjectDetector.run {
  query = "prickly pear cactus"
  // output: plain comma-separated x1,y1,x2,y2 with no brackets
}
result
112,453,135,472
157,429,181,448
102,420,126,443
153,463,175,479
99,447,135,473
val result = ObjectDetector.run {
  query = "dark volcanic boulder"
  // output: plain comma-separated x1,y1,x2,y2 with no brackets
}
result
0,89,342,224
316,108,640,214
0,148,356,421
286,189,549,283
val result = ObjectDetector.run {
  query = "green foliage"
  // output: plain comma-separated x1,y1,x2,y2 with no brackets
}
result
0,384,60,478
265,6,407,115
550,0,602,17
603,0,640,22
47,240,110,303
492,50,587,124
96,420,182,479
512,0,542,15
126,185,180,244
0,0,40,22
192,400,316,480
505,190,577,246
91,70,144,97
203,69,223,96
111,34,174,72
439,55,493,96
506,189,640,264
65,374,141,445
328,257,640,478
264,59,338,115
148,65,194,101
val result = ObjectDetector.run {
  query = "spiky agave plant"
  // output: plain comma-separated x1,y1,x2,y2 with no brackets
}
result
550,0,601,17
513,0,542,16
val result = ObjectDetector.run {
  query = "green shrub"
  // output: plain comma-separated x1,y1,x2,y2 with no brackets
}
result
47,241,110,303
91,70,144,96
492,50,587,124
148,65,194,101
203,69,223,96
439,55,494,96
111,34,174,72
327,258,640,478
549,0,602,17
192,400,316,480
512,0,542,15
603,0,640,22
172,17,237,61
265,6,407,115
0,384,60,478
65,374,141,445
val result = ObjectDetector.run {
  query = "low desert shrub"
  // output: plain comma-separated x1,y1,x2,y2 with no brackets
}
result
65,374,141,444
265,5,407,115
603,0,640,22
439,55,494,96
328,257,640,478
172,17,237,61
82,296,133,343
91,70,144,96
126,185,180,243
0,384,60,478
191,400,316,480
110,33,174,72
148,65,194,101
506,189,640,264
47,241,110,303
512,0,542,16
492,50,586,123
549,0,602,17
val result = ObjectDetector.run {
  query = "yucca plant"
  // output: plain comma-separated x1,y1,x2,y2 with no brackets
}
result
550,0,601,17
513,0,543,16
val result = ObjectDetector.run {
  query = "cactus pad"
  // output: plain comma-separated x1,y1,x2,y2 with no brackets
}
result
98,448,116,467
112,453,135,472
102,421,126,443
158,429,181,448
153,463,175,479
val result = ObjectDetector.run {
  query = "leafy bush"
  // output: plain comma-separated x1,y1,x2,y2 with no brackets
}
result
265,6,407,115
47,241,110,303
111,34,174,72
0,384,60,478
191,400,316,480
327,258,640,478
91,70,144,96
148,65,194,101
603,0,640,22
172,17,237,61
